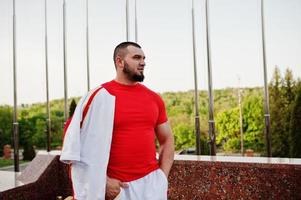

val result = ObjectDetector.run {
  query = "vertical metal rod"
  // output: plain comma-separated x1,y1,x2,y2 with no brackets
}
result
260,0,271,157
44,0,51,152
191,0,201,155
86,0,90,91
238,76,244,156
205,0,216,155
126,0,129,41
12,0,19,172
63,0,68,122
134,0,138,42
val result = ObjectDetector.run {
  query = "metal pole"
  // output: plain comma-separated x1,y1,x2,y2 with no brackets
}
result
260,0,271,157
191,0,201,155
63,0,68,122
134,0,138,42
205,0,216,155
238,76,244,156
86,0,90,91
12,0,19,172
44,0,51,152
126,0,129,41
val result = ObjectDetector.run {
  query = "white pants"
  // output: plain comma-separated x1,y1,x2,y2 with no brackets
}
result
116,169,168,200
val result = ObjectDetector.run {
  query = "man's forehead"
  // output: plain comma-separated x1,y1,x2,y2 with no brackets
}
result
126,45,145,56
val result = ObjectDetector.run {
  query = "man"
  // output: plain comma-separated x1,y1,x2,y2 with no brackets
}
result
60,42,174,200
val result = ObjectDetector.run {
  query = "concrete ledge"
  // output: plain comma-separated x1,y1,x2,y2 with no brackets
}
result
168,159,301,199
0,153,71,200
1,152,300,199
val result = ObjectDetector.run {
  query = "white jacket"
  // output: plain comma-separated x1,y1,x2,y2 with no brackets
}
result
60,86,115,200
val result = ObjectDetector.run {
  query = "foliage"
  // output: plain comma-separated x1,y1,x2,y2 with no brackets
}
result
269,67,286,156
0,158,27,168
69,99,77,117
23,144,36,160
0,99,77,158
0,158,14,167
216,107,240,151
289,87,301,158
215,95,265,153
173,121,195,150
242,95,265,152
0,67,300,158
0,106,12,156
269,67,299,157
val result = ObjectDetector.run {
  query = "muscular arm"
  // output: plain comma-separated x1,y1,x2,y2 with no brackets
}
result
155,121,174,177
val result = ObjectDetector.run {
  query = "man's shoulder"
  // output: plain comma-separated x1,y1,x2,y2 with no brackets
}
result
139,84,162,99
101,80,113,88
84,80,115,95
82,83,113,103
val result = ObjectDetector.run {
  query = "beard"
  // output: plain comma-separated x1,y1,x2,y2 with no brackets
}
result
123,62,145,82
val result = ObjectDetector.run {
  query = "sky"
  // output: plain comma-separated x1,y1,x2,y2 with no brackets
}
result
0,0,300,105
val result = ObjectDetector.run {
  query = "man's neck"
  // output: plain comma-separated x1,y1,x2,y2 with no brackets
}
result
114,77,138,86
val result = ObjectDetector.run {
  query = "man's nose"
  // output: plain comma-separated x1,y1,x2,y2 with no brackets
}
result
140,60,145,66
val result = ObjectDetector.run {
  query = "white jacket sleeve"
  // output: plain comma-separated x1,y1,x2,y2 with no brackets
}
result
60,94,87,164
59,88,115,200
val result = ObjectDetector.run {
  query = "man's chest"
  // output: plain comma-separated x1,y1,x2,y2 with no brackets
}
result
113,92,159,129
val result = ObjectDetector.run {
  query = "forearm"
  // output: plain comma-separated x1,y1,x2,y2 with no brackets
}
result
158,135,174,177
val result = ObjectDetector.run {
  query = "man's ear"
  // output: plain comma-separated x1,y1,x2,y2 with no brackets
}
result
116,56,124,69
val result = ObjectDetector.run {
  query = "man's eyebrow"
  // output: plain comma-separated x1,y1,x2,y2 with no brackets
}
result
133,54,146,59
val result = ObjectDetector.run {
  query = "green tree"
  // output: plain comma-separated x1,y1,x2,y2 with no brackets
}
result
173,122,195,150
282,69,295,104
69,99,77,117
0,106,13,156
0,86,276,156
242,95,265,153
215,95,265,153
269,67,286,156
19,116,38,160
289,87,301,158
281,69,296,156
216,107,240,152
31,117,47,148
269,67,298,157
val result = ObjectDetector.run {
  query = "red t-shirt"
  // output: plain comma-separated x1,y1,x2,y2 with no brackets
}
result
102,80,167,182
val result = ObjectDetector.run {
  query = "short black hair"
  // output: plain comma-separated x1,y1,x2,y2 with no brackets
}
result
113,41,141,66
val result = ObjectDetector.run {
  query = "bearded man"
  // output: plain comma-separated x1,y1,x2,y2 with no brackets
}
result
61,42,174,200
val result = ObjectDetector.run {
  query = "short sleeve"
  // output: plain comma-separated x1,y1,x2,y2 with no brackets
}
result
156,94,168,125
